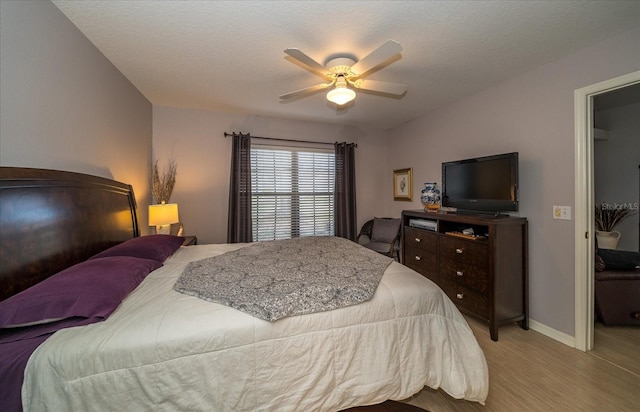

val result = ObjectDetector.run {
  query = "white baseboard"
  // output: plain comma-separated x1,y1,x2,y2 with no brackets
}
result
529,319,576,348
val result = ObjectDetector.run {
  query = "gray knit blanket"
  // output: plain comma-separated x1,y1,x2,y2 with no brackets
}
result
173,236,393,321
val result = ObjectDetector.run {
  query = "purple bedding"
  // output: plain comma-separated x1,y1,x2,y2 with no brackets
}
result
0,236,183,412
89,234,184,262
0,257,162,329
0,334,50,412
0,318,98,411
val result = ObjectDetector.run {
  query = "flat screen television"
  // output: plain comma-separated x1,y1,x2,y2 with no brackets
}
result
441,152,519,215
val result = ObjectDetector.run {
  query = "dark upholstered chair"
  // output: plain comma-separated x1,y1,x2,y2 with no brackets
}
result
594,247,640,326
357,217,402,261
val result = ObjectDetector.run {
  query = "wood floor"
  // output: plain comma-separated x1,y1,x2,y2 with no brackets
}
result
403,316,640,412
592,321,640,376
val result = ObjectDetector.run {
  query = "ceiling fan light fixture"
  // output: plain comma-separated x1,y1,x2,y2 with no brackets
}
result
326,76,356,105
282,41,405,106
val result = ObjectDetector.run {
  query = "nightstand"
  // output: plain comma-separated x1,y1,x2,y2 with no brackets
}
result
182,236,198,246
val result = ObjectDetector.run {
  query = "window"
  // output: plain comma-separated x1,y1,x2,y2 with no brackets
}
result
251,145,335,241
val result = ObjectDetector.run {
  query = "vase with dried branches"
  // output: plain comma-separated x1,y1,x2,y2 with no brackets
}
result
151,159,177,204
595,202,637,249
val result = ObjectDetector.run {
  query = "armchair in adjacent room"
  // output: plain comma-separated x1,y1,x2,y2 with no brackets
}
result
357,217,402,261
594,246,640,326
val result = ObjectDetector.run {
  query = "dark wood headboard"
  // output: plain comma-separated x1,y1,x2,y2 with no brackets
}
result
0,167,140,301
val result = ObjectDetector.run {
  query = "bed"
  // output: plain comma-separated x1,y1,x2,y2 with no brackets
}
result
0,167,488,411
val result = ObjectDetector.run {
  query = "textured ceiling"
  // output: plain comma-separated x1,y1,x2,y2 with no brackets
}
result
51,0,640,130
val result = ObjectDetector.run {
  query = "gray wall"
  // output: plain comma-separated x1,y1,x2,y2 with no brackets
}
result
386,27,640,337
594,100,640,251
0,0,153,232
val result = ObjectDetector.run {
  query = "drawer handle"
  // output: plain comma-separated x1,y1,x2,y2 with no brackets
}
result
415,238,422,243
456,270,464,277
456,248,464,254
456,293,464,300
414,256,422,261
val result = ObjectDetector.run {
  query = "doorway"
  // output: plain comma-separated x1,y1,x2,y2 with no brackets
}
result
574,70,640,352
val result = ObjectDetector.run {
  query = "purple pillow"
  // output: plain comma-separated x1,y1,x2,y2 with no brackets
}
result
0,256,162,329
89,234,184,262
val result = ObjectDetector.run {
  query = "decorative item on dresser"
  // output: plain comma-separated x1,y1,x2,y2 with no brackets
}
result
401,209,529,341
420,182,441,212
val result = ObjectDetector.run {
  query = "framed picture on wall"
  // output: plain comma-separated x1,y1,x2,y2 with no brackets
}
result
393,168,412,201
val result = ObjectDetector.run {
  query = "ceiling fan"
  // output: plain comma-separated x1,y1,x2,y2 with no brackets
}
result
279,40,407,106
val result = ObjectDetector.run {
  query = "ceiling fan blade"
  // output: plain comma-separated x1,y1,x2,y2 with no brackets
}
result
284,49,330,78
279,82,333,100
350,40,403,77
353,79,407,96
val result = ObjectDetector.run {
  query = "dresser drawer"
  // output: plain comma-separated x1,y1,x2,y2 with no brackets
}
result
438,278,489,319
401,211,527,341
404,245,438,277
439,259,489,294
404,227,438,251
439,236,488,267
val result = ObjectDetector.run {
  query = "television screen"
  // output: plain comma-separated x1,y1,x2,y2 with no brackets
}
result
442,152,518,214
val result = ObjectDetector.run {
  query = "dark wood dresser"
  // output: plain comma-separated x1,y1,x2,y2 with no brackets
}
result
401,210,528,341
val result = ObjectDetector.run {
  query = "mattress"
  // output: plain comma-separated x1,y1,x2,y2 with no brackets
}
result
23,243,489,411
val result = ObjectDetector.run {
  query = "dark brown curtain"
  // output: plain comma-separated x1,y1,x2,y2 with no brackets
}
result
334,142,357,240
227,133,252,243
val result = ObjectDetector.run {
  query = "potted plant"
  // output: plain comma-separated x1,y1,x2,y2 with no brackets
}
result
595,203,636,249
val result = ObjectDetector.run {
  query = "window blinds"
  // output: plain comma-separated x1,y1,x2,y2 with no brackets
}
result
251,145,335,241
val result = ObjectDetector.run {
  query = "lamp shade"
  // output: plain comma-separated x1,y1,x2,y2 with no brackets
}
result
327,87,356,105
326,76,356,105
148,203,179,226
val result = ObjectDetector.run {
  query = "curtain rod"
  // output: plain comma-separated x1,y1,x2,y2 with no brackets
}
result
224,132,357,148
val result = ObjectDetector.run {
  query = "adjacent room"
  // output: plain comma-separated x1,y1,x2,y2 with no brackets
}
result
1,1,639,411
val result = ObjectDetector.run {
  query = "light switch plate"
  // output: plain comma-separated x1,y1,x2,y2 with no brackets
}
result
553,205,572,220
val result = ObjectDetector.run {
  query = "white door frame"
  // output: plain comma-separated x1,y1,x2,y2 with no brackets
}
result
574,70,640,352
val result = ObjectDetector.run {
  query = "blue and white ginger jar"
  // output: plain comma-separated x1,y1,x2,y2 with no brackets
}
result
421,182,441,212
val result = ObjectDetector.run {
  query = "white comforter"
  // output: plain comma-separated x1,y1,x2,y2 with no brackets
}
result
23,244,489,411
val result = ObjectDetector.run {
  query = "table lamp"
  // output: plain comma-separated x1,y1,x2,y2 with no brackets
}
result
148,202,179,235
